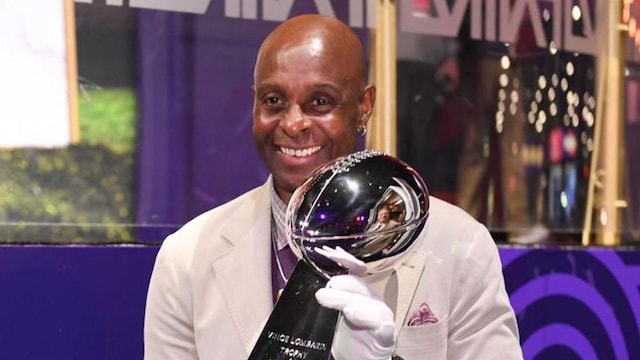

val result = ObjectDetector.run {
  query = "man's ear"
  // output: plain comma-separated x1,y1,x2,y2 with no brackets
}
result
359,84,376,128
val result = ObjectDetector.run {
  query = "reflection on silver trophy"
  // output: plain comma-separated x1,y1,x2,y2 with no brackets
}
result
286,149,430,277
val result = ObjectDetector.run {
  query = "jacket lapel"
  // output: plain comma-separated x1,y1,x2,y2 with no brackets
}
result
393,251,427,331
363,250,427,332
210,181,274,355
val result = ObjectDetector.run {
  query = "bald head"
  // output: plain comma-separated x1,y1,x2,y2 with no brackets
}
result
251,14,375,203
254,14,367,88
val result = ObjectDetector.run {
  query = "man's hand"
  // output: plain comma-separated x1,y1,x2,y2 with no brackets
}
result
316,275,395,360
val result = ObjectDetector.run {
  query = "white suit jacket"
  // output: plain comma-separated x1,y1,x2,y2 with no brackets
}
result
144,179,522,359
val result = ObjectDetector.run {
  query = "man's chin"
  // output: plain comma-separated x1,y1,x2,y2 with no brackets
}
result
273,175,306,201
271,158,332,197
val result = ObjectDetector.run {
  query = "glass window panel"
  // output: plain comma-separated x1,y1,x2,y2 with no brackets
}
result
395,0,597,245
623,0,640,244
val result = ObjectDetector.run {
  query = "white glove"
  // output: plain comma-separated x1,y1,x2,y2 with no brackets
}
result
316,275,395,360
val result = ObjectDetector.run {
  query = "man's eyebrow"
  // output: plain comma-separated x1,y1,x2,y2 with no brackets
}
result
254,82,341,94
254,82,282,92
308,83,339,91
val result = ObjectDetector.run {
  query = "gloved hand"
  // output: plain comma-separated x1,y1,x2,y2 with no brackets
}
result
316,275,395,360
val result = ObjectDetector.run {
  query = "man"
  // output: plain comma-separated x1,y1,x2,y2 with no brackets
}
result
372,205,399,231
352,204,401,258
144,14,522,360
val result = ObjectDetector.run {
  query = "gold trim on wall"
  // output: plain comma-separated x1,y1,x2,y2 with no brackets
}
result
65,0,80,144
367,0,397,156
583,0,625,246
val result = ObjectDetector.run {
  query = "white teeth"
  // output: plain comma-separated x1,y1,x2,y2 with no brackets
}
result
281,145,321,157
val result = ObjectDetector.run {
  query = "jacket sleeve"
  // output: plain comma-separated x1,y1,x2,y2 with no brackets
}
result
446,225,523,360
144,235,199,360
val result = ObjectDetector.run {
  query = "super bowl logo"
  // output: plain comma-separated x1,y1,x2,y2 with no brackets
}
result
502,248,640,359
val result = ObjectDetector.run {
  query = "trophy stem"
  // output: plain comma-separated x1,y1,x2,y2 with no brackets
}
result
248,261,339,360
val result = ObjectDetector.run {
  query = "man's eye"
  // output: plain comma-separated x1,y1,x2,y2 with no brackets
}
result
305,96,335,114
264,96,280,106
314,98,328,106
311,95,336,108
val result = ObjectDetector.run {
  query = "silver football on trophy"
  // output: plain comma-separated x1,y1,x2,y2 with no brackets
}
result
286,150,430,277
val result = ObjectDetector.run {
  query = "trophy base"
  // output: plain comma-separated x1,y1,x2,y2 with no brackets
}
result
248,261,339,360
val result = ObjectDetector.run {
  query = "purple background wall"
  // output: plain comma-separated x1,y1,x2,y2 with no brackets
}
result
0,245,638,359
0,246,156,360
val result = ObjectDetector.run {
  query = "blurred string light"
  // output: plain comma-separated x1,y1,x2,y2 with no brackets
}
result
495,55,512,134
492,1,597,171
572,5,582,21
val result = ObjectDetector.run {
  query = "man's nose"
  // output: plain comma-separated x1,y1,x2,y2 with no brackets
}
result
280,105,309,137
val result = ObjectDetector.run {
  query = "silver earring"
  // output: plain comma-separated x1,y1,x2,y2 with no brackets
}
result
357,126,367,136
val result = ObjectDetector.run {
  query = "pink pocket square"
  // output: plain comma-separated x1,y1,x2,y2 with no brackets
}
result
407,302,439,326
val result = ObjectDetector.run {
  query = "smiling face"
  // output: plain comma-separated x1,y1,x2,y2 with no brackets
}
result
377,207,390,224
252,15,375,203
